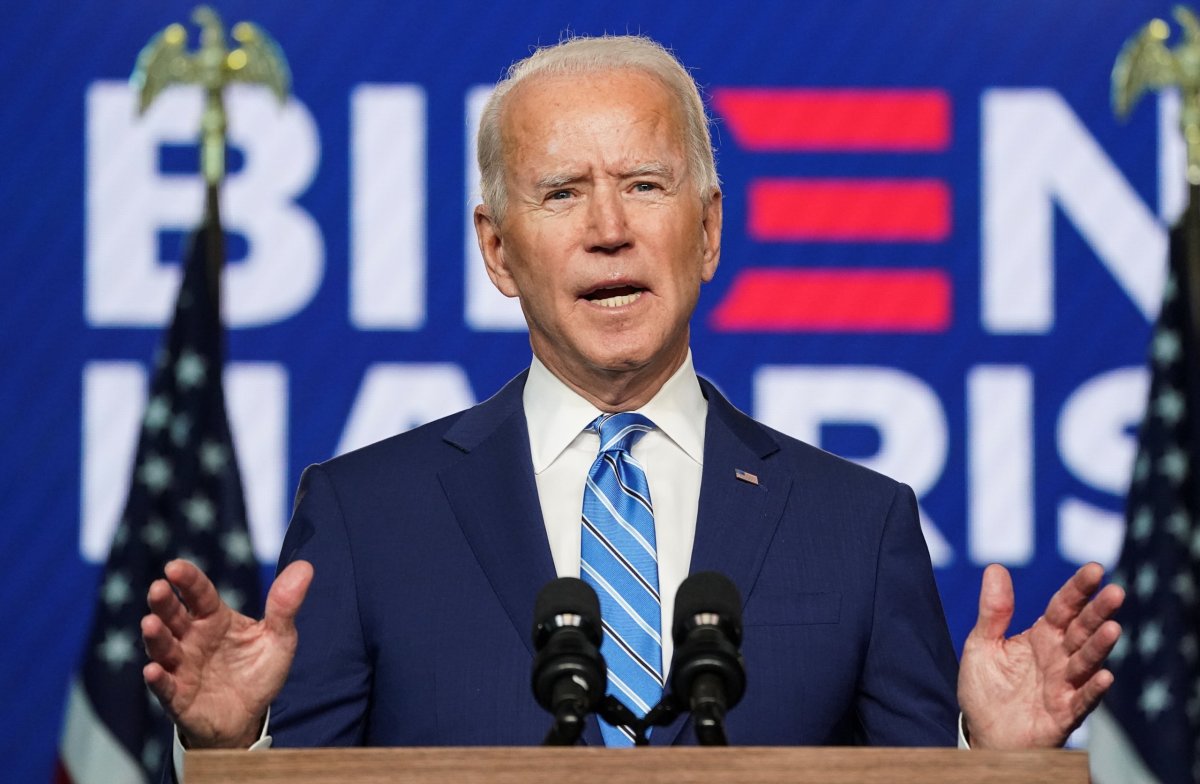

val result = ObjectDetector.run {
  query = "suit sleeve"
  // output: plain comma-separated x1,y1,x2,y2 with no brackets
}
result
855,482,960,745
268,464,372,746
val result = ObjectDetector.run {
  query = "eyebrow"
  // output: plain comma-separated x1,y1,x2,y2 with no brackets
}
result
533,163,677,191
534,172,582,191
622,162,675,180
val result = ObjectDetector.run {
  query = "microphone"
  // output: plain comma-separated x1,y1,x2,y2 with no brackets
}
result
531,577,607,745
668,571,746,746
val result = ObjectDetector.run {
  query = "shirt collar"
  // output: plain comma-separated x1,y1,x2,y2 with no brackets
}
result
523,351,707,473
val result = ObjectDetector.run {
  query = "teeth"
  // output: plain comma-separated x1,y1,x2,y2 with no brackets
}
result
594,291,642,308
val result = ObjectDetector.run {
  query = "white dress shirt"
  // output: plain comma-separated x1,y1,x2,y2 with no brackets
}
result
523,351,707,673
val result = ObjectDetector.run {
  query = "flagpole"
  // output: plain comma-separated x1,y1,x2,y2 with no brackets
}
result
1186,182,1200,344
130,3,291,310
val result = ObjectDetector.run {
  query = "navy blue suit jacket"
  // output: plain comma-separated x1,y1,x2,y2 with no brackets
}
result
269,373,959,747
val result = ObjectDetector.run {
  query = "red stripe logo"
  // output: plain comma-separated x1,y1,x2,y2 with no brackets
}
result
711,269,951,332
710,88,954,333
712,88,951,151
749,179,950,242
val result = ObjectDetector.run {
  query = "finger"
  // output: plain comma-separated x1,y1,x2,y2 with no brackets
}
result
164,558,224,619
147,578,191,638
1069,668,1116,721
263,560,314,638
1043,562,1106,630
144,661,179,716
1063,584,1126,653
141,613,184,671
970,564,1015,642
1065,620,1122,686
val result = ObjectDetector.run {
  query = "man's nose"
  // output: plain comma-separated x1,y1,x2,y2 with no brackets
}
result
586,186,632,253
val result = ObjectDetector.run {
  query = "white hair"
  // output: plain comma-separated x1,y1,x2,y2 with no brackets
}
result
476,34,719,222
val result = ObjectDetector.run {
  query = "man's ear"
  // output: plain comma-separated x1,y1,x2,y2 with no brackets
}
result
474,204,520,298
700,189,723,283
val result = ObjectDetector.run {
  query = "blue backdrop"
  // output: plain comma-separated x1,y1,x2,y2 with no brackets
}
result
0,1,1180,780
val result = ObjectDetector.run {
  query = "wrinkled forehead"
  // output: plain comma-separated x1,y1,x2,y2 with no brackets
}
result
497,68,687,173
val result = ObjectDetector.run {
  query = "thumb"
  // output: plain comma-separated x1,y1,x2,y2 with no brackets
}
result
971,564,1015,643
263,560,313,636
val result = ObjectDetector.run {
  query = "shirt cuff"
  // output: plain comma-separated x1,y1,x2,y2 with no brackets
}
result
172,709,272,782
958,712,970,749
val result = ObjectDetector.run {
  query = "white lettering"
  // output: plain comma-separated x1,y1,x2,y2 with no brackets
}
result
336,363,476,456
86,82,323,327
982,89,1166,333
1056,366,1146,568
967,365,1034,565
350,84,427,329
753,366,953,566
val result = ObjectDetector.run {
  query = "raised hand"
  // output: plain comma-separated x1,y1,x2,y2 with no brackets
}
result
141,558,313,748
957,562,1125,749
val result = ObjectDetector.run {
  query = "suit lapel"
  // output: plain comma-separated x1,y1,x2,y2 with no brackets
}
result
652,379,792,747
438,374,557,661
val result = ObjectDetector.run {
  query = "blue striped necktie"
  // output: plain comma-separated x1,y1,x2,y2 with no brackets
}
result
580,412,663,746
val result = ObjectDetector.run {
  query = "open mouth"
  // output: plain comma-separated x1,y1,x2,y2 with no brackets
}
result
582,285,646,308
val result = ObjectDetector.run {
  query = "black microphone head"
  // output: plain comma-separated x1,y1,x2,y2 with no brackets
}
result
533,577,602,648
672,571,743,646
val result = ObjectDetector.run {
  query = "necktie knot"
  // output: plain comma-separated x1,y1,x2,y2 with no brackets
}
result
590,412,655,455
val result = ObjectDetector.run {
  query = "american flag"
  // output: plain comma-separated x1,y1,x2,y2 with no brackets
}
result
56,213,261,783
1091,222,1200,784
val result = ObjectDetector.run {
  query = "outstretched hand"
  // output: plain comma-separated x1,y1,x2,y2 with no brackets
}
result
958,562,1125,750
141,558,313,748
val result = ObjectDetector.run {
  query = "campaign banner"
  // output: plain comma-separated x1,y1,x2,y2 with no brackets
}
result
0,1,1177,778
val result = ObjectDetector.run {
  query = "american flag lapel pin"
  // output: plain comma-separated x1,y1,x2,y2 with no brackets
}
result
734,468,759,485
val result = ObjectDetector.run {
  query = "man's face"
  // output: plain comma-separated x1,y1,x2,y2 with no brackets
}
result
475,68,721,399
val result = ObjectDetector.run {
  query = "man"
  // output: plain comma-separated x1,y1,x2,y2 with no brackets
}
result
142,34,1124,759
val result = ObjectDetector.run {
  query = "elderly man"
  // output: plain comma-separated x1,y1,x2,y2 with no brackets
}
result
142,35,1124,760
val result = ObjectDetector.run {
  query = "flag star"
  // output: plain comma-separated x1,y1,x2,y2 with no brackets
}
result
1153,329,1182,366
112,522,130,548
1138,678,1172,719
1130,507,1154,542
1134,565,1158,598
218,586,246,612
170,413,192,447
1174,572,1197,604
175,349,207,389
1192,528,1200,558
1133,453,1151,482
1166,509,1191,542
1181,633,1198,662
1152,388,1186,424
200,440,229,474
221,530,254,565
98,629,137,669
1158,448,1189,483
138,454,173,493
143,394,171,432
141,517,170,551
1165,273,1179,301
1138,621,1164,658
182,494,215,532
142,736,163,770
102,572,133,610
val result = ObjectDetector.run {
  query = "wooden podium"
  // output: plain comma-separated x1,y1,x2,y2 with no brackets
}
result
187,746,1088,783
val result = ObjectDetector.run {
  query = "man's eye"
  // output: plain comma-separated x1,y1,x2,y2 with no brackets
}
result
548,190,572,200
633,182,660,192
